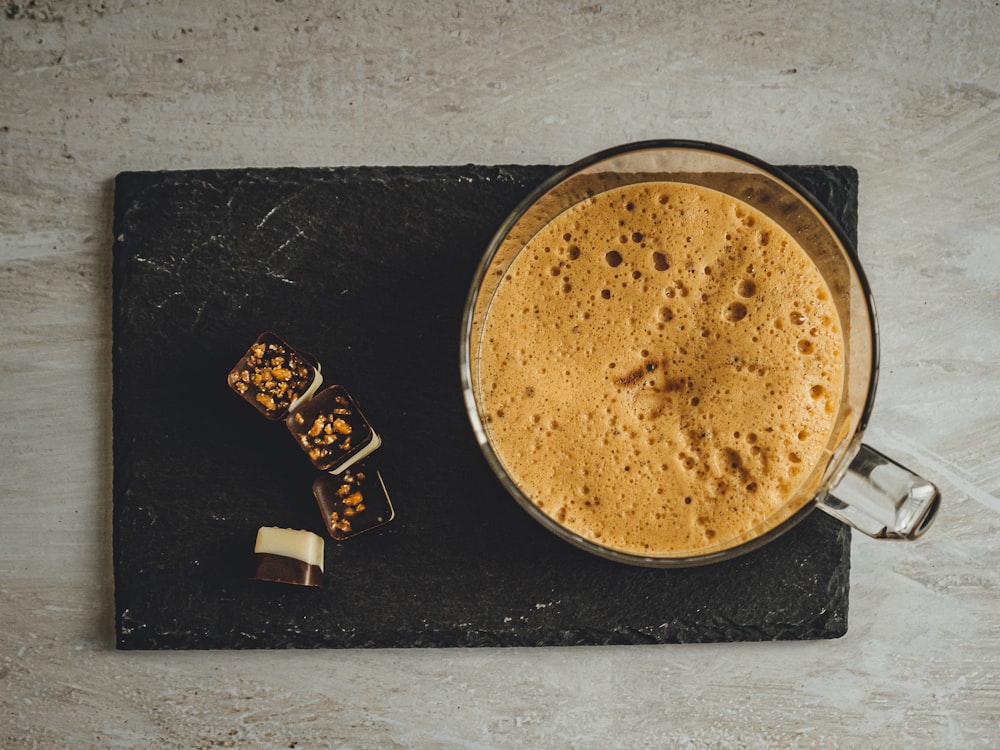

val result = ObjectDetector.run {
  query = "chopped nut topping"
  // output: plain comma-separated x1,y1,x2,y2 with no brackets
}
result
313,467,392,540
228,334,316,419
330,514,351,533
286,385,375,471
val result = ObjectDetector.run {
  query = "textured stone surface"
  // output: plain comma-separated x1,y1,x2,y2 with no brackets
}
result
112,164,853,649
3,1,998,747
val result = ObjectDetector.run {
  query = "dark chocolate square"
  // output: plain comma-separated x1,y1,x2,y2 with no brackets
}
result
313,466,395,540
287,385,379,472
227,331,320,420
112,163,855,648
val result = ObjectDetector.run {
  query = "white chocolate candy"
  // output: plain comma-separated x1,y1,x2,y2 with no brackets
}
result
253,526,324,572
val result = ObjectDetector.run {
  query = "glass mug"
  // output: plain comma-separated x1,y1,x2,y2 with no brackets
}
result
460,140,940,567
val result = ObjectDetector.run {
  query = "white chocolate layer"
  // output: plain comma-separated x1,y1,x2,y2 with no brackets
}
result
288,368,324,414
253,527,325,571
329,430,382,475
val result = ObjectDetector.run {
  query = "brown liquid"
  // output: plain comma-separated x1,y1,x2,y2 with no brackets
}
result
478,182,845,557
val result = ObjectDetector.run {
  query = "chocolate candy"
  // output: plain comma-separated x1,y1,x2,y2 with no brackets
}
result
286,385,382,473
228,332,323,420
313,465,395,540
252,526,325,587
229,335,392,554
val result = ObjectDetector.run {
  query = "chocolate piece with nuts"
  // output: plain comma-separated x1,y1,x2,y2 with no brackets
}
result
286,385,382,473
227,332,322,420
312,466,394,540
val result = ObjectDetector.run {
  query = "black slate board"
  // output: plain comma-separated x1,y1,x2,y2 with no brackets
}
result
112,163,856,649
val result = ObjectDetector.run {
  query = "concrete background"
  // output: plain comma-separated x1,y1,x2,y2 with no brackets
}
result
2,1,998,747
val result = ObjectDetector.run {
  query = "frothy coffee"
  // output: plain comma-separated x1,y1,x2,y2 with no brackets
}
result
477,181,845,557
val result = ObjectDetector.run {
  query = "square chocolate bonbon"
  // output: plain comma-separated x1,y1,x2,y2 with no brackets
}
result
286,385,382,473
227,332,323,420
313,466,395,540
252,526,325,588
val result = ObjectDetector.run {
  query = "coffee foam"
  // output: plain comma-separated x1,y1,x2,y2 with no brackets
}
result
478,181,845,557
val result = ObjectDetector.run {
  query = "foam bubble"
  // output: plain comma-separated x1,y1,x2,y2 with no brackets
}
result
725,302,748,322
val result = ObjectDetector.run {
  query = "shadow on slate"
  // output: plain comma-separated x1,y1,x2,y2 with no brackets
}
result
111,163,856,649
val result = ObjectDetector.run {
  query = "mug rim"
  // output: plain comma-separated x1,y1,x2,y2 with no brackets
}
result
460,139,880,567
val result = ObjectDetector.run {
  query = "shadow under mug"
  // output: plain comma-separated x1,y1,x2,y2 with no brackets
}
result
460,140,940,567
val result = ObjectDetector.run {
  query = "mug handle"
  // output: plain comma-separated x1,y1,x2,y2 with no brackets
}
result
818,444,941,539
